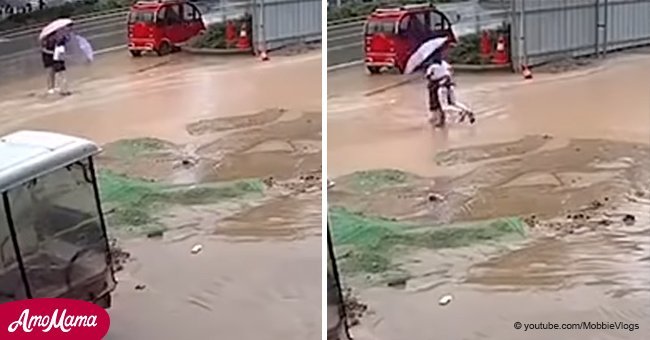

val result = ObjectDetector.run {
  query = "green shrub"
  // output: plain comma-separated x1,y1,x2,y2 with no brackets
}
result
189,15,252,49
448,24,510,65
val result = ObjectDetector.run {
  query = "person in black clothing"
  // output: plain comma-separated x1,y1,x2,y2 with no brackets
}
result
41,34,57,94
52,35,71,95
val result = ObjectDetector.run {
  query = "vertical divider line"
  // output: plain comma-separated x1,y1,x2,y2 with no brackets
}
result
321,0,329,338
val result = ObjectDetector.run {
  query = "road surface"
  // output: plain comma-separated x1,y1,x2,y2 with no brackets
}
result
328,53,650,340
0,0,247,81
0,50,322,340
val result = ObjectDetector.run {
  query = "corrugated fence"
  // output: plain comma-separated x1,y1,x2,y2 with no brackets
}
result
510,0,650,70
251,0,322,51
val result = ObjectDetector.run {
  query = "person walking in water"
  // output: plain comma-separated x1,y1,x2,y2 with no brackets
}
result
41,34,57,94
425,55,474,127
52,35,71,96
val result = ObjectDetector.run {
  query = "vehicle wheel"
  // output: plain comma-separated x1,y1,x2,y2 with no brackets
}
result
156,41,172,56
367,66,381,74
129,50,142,57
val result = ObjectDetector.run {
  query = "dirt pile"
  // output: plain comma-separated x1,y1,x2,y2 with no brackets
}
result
97,108,322,239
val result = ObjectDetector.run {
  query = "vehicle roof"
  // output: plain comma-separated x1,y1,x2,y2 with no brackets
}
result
132,0,186,9
369,4,436,19
0,130,100,193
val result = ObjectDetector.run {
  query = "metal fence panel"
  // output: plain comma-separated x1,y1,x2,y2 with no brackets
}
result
252,0,321,51
606,0,650,50
511,0,650,71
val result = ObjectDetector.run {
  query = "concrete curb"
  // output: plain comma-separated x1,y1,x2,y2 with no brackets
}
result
182,47,254,56
453,63,513,73
363,76,419,97
327,60,363,72
329,61,513,74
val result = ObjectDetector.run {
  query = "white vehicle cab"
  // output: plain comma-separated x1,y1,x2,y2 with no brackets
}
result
0,130,116,308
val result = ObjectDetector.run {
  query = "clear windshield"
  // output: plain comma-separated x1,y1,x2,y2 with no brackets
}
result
128,10,155,24
4,159,109,299
365,20,396,35
0,199,28,303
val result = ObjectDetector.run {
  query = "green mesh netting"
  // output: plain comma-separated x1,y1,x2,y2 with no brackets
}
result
347,169,416,192
329,207,527,274
102,138,173,159
98,170,264,234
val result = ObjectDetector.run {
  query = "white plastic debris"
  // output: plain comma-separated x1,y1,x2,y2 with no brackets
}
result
438,294,453,306
191,244,203,254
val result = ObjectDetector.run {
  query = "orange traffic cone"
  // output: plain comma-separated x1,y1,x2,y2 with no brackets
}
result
492,34,509,65
260,50,269,61
237,24,250,50
522,65,533,79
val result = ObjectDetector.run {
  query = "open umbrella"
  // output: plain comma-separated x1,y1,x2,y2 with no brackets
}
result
73,34,94,62
39,18,73,40
403,36,448,74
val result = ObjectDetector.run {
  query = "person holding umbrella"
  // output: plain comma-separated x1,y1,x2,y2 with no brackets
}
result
404,36,475,127
39,18,73,95
425,53,475,127
52,34,71,95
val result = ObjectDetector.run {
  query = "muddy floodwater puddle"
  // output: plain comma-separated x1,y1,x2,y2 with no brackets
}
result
332,138,650,340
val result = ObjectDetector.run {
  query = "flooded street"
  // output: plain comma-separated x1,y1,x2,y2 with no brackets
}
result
0,50,322,339
328,52,650,340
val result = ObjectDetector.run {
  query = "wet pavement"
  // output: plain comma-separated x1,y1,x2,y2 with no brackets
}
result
0,50,322,339
328,53,650,340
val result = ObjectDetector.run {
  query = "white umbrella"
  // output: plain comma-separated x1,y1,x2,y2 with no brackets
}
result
403,37,448,74
74,34,94,62
39,18,73,40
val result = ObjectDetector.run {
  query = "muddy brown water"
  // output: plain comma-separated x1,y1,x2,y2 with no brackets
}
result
0,51,322,339
329,54,650,340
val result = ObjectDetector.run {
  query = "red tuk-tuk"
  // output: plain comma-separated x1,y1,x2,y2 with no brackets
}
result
363,4,458,74
127,0,206,57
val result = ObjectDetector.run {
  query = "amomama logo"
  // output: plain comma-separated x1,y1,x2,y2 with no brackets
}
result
0,298,110,339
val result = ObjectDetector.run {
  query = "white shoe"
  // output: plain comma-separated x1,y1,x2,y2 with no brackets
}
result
47,89,56,95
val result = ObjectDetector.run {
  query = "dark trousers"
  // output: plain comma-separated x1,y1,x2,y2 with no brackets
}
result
427,80,442,112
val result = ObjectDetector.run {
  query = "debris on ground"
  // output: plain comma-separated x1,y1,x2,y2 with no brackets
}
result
263,176,275,188
135,284,147,290
146,230,165,238
427,193,445,202
191,244,203,254
623,214,636,226
343,288,368,327
523,215,537,228
109,238,131,272
386,276,409,289
438,294,453,306
180,158,196,167
587,199,604,210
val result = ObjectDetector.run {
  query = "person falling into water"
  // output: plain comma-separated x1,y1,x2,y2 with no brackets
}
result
425,54,475,127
